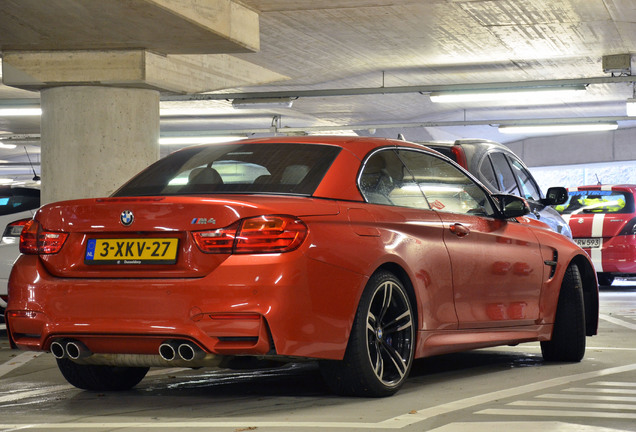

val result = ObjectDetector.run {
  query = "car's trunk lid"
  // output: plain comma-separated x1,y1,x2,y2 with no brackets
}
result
36,195,339,278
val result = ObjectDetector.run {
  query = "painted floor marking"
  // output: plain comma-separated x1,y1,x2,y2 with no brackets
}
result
476,380,636,421
477,408,636,420
428,421,627,432
0,385,72,403
562,387,636,395
591,381,636,387
599,313,636,330
5,363,636,430
379,363,636,429
0,352,42,379
509,400,636,411
540,393,636,403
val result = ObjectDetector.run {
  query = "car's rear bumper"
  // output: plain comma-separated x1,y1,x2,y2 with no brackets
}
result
588,235,636,274
6,253,365,361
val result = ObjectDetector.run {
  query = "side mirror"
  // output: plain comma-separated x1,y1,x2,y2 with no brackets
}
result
492,194,531,218
540,186,568,206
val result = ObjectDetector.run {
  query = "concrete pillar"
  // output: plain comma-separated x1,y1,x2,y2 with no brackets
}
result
40,86,159,204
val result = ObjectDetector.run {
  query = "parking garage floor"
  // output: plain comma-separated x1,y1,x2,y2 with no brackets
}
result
1,284,635,432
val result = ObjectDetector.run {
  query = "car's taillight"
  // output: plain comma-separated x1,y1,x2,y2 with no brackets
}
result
618,217,636,236
450,145,468,169
191,222,239,254
192,215,307,254
19,219,69,255
2,218,31,244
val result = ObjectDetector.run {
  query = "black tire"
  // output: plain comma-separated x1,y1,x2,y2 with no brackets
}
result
56,358,149,391
597,273,614,287
320,271,415,397
540,264,586,362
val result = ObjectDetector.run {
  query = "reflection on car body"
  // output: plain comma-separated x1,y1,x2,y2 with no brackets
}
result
6,137,598,397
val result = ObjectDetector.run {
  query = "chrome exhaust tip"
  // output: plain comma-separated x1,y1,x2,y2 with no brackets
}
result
158,340,179,361
178,342,205,361
66,340,91,360
50,340,67,359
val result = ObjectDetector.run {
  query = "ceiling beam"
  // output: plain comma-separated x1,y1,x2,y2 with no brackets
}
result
163,75,636,101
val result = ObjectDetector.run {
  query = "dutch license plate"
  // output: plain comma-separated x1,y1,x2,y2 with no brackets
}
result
574,238,601,249
85,238,179,264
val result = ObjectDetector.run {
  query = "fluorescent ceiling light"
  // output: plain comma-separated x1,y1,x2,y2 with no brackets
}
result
232,97,294,109
0,107,42,116
0,141,17,149
429,85,586,103
499,122,618,134
160,108,221,116
159,136,247,145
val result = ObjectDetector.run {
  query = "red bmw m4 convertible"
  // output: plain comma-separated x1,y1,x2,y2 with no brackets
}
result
6,136,598,397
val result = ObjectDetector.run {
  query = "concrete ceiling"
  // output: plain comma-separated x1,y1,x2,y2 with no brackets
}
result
2,0,636,182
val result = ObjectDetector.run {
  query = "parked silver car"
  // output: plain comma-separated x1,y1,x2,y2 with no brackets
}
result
0,185,40,317
422,139,572,238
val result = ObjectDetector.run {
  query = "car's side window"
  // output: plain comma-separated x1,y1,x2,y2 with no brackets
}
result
508,157,541,201
477,156,499,192
359,150,401,206
398,150,495,216
359,150,430,209
489,152,521,196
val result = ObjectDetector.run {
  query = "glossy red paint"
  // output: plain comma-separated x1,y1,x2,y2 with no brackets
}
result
5,136,598,394
560,185,636,278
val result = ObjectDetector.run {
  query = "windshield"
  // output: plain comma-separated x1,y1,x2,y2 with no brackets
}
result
556,190,634,215
113,143,341,197
0,187,40,216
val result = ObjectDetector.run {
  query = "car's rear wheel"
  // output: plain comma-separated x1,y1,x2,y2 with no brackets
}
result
320,271,415,397
540,264,586,362
56,358,149,391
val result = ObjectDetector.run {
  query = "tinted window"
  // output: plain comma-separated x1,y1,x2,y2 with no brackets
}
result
477,157,499,192
557,190,634,215
508,158,541,200
425,145,455,161
114,143,341,197
0,187,40,216
489,152,520,196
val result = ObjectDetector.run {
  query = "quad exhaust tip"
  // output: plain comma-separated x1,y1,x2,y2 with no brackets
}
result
159,340,205,362
51,338,208,364
50,339,92,360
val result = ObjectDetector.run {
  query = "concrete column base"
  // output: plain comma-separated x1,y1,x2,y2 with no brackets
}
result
41,86,159,204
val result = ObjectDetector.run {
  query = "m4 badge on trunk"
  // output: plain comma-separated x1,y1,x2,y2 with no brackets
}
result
191,218,216,225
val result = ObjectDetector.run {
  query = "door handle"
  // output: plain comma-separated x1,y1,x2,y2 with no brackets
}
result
449,223,470,237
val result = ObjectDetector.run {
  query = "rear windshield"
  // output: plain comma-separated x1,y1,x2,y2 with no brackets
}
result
0,187,40,216
114,143,341,197
556,190,634,214
424,145,455,161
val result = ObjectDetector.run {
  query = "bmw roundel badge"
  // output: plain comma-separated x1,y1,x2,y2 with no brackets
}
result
120,210,134,226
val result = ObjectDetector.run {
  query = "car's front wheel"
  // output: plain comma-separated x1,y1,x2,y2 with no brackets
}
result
320,271,415,397
56,358,149,391
540,264,586,362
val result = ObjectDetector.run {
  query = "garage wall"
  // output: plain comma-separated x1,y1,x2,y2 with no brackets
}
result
506,126,636,190
505,126,636,167
530,160,636,191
